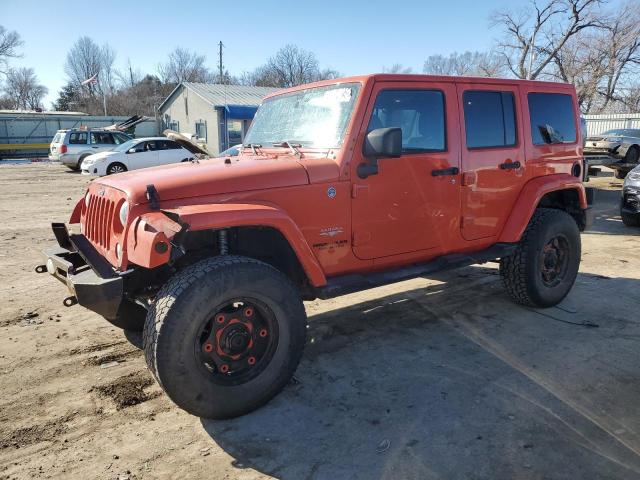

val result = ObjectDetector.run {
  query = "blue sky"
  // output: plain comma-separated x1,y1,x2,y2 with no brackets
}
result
0,0,560,106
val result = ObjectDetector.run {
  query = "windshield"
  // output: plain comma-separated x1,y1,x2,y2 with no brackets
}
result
244,83,361,149
113,139,139,152
603,129,640,137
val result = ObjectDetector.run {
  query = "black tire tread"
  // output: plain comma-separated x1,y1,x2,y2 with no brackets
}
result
499,208,574,307
142,255,306,417
621,211,640,227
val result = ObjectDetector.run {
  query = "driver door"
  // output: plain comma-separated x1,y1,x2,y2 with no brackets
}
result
350,81,461,260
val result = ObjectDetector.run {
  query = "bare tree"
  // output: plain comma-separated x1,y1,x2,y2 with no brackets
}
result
382,63,413,74
423,51,506,77
1,67,48,109
242,45,339,88
492,0,602,80
64,37,110,96
157,47,212,84
0,25,23,75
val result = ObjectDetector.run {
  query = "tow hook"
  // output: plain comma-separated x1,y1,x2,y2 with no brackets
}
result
63,296,78,307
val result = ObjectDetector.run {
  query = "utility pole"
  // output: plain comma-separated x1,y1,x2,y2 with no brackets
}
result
218,41,224,84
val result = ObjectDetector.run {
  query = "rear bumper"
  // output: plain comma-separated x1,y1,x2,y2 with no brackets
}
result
37,224,123,320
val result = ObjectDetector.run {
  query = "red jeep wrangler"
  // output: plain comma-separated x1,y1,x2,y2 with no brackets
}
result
38,74,593,419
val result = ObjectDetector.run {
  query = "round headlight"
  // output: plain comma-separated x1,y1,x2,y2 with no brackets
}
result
119,201,129,227
84,191,91,207
115,242,122,259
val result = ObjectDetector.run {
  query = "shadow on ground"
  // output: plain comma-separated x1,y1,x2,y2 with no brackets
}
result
201,267,640,480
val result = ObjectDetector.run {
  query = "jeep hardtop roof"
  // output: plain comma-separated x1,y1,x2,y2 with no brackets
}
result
262,74,574,100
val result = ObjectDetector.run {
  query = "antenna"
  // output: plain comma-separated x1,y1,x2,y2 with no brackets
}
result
218,41,224,84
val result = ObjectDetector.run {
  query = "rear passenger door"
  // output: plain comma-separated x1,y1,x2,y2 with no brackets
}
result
457,84,527,241
157,140,188,165
90,131,116,153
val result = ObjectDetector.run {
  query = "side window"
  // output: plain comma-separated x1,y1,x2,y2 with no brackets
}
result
130,142,145,153
195,121,207,141
68,132,87,144
463,91,516,149
367,89,446,153
145,141,157,151
165,140,182,150
113,133,129,144
528,93,576,144
90,132,114,144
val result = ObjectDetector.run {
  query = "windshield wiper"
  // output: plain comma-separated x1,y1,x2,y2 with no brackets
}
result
272,140,303,158
243,143,262,155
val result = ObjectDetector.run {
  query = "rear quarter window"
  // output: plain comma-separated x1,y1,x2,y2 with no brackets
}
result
528,93,576,145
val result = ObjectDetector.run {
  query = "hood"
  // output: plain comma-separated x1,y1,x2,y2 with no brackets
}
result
96,155,309,205
86,151,118,161
163,129,210,155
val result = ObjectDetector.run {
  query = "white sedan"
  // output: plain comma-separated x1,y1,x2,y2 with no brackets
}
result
81,137,195,176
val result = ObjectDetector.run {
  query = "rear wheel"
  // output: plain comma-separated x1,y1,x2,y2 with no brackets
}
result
621,211,640,227
106,162,127,175
500,208,581,308
143,255,307,419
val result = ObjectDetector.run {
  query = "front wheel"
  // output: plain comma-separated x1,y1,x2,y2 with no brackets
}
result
143,255,307,419
621,211,640,227
106,162,127,175
500,208,581,308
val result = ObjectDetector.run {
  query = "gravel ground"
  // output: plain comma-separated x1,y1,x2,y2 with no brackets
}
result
0,163,639,480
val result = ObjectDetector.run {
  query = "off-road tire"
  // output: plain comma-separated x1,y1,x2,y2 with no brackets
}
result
108,300,147,331
106,162,127,175
621,211,640,227
500,208,581,308
143,255,307,419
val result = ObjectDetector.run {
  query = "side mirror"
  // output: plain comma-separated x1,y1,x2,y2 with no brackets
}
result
128,148,136,154
363,127,402,158
358,127,402,179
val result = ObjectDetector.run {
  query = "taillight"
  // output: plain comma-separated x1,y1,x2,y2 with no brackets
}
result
60,145,68,154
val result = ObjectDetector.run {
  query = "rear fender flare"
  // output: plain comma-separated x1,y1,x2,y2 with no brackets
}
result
499,174,587,243
165,203,327,287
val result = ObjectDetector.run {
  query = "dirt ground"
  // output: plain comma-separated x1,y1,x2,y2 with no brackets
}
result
0,163,639,480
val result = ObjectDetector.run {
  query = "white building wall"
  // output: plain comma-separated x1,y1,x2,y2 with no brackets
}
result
160,86,221,155
584,113,640,136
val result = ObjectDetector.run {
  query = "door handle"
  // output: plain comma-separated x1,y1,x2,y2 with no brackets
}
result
91,146,99,149
499,160,521,170
431,166,459,177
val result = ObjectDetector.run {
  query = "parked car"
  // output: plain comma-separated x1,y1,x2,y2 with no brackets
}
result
621,164,640,226
49,129,132,170
39,74,593,420
584,128,640,179
81,137,196,176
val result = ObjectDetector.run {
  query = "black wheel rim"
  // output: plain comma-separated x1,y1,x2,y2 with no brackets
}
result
195,298,278,386
539,234,570,287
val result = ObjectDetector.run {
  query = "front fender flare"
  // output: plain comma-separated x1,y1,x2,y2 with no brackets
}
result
165,203,327,287
499,174,588,243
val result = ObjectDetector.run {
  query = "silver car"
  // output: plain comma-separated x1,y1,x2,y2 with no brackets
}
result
584,128,640,179
621,164,640,227
49,129,132,170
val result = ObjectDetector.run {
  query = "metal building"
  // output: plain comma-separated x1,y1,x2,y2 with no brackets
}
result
584,113,640,136
0,111,158,159
158,83,279,155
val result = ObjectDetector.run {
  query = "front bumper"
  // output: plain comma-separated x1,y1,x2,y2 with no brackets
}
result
621,188,640,215
37,224,123,320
